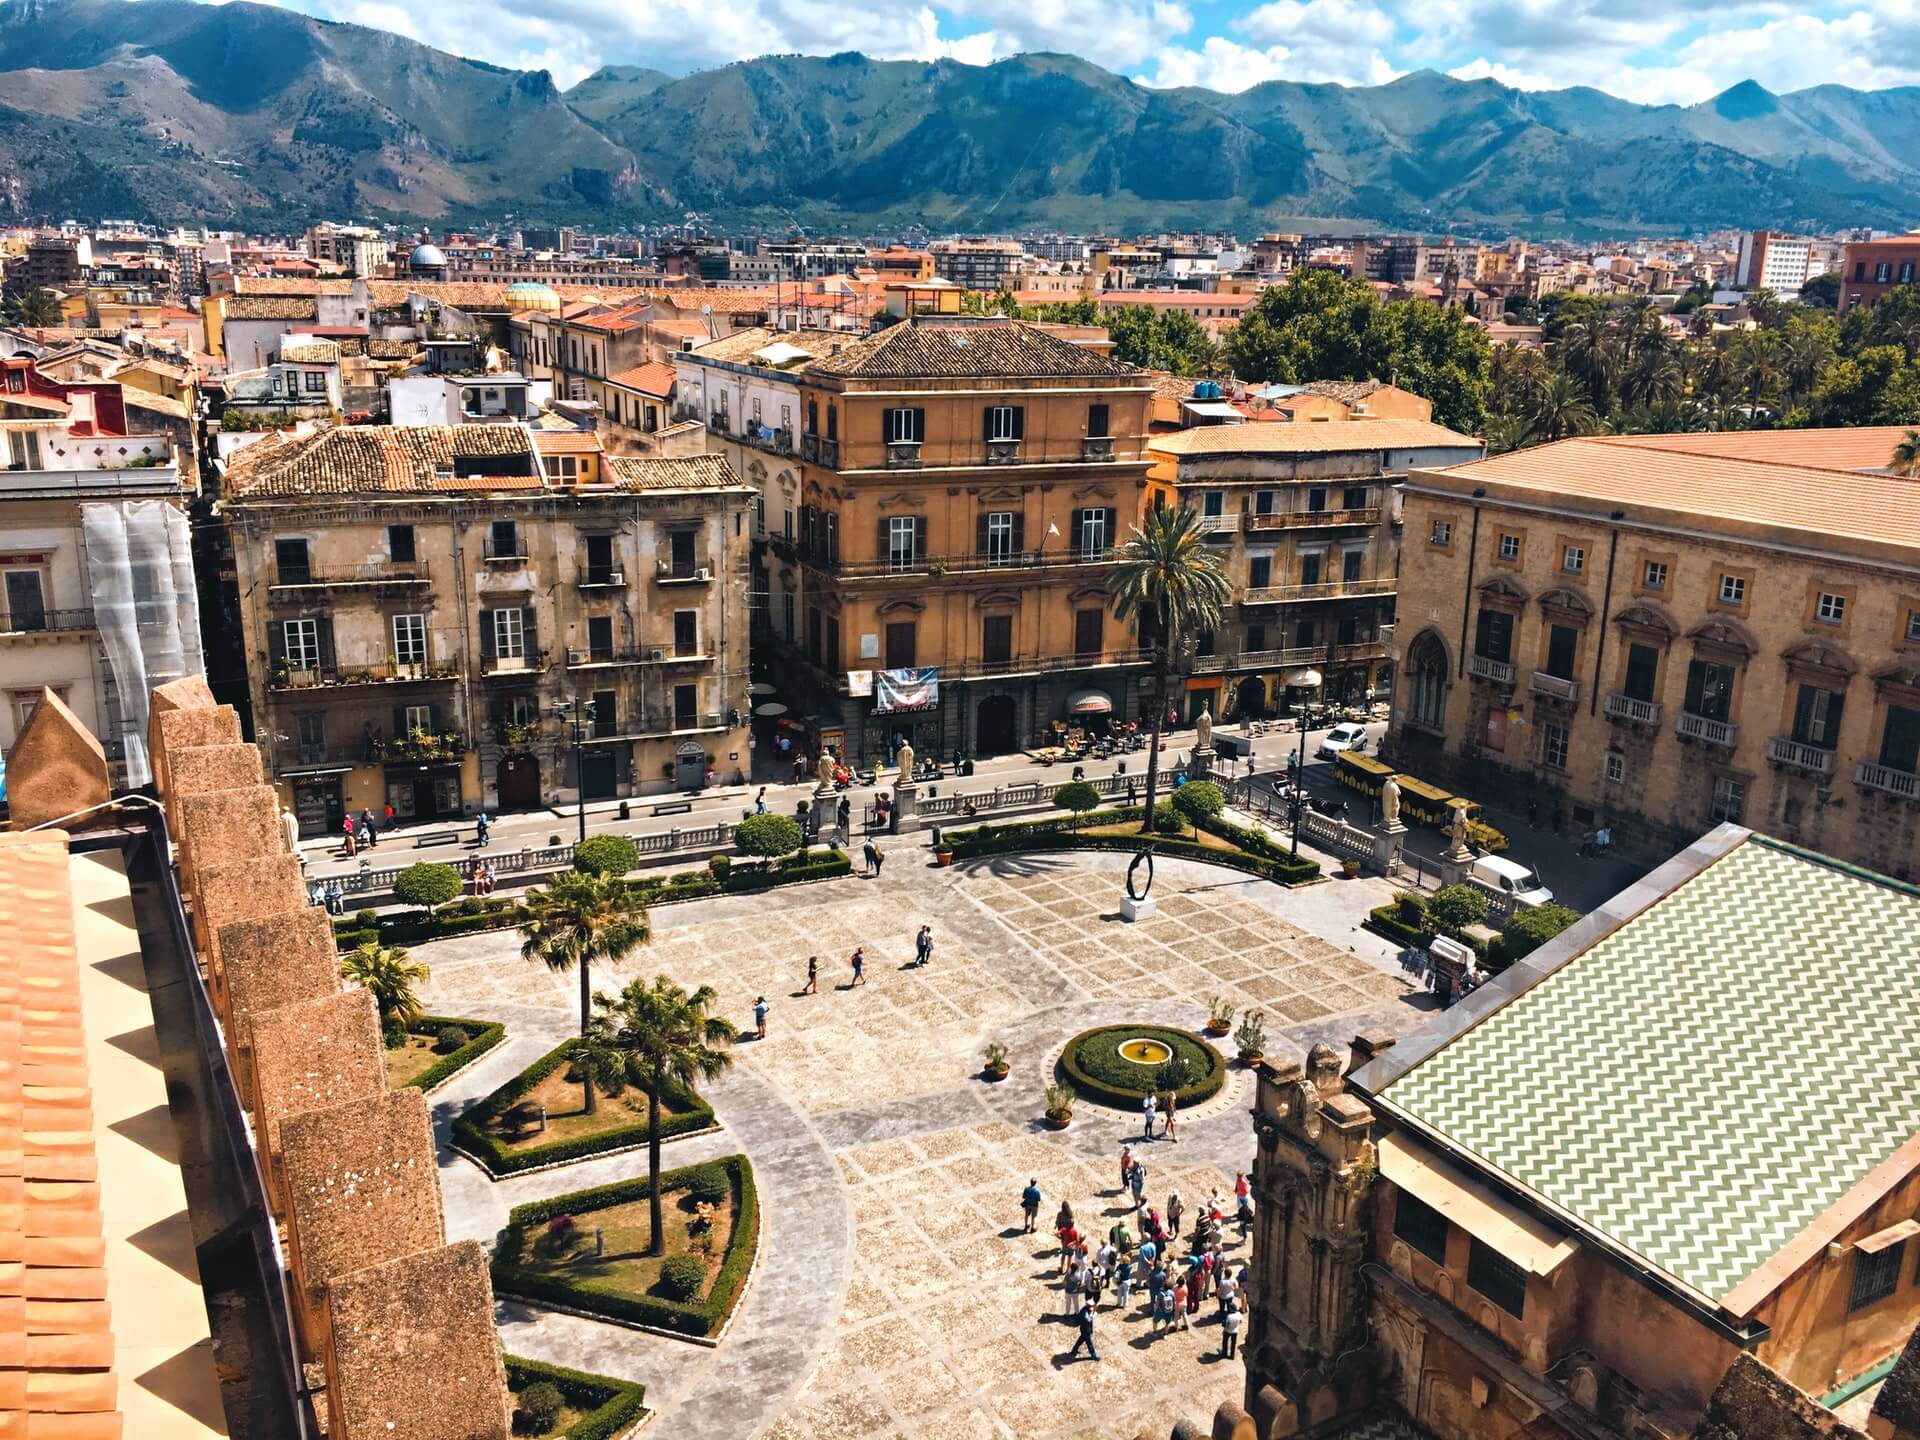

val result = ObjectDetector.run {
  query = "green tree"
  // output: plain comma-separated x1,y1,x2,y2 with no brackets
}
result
518,872,650,1115
736,811,804,859
1051,780,1102,828
339,942,429,1030
1798,272,1841,309
1106,506,1230,836
2,288,63,328
573,834,639,878
1223,269,1382,385
1171,779,1225,834
1497,902,1581,962
1427,883,1491,937
391,861,462,914
595,975,736,1255
1378,297,1491,433
1522,370,1600,444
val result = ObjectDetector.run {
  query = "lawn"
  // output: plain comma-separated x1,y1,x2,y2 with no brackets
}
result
503,1355,647,1439
514,1188,737,1303
383,1032,445,1087
381,1016,504,1092
483,1065,699,1154
1085,818,1241,853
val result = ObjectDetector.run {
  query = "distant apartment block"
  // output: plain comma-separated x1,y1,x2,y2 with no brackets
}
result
1839,235,1920,313
1735,230,1815,294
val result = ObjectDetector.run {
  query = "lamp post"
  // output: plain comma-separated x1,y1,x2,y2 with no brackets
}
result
553,698,598,844
1283,666,1323,859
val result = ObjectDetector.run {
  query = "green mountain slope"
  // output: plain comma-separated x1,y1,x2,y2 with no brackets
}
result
0,0,1915,236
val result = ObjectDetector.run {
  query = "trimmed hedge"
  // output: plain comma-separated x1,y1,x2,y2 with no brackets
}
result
492,1155,759,1339
1365,903,1488,961
1059,1024,1225,1110
405,1014,506,1092
503,1355,647,1440
945,807,1321,885
451,1038,714,1175
333,848,853,950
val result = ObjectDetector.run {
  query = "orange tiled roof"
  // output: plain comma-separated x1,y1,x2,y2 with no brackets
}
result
533,430,603,455
1582,426,1917,474
223,423,537,498
0,830,122,1440
607,361,676,397
604,454,743,491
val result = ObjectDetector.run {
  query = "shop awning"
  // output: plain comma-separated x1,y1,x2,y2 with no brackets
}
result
1378,1133,1579,1276
1855,1220,1920,1255
1066,689,1113,715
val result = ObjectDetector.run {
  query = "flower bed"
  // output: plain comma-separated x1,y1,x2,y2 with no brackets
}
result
384,1015,506,1092
1058,1024,1225,1110
503,1356,647,1440
451,1038,714,1176
945,807,1320,885
491,1155,758,1340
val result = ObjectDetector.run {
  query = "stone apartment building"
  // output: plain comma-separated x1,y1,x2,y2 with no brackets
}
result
1216,823,1920,1440
1145,420,1483,719
1387,427,1920,879
1839,236,1920,314
785,318,1157,762
220,422,753,835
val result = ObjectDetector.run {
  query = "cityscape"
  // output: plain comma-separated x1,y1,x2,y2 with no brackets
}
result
2,2,1920,1439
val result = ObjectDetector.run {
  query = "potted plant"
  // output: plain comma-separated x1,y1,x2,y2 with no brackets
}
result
1341,857,1362,878
1204,995,1236,1036
935,840,955,866
1234,1010,1268,1067
982,1042,1009,1082
1043,1082,1075,1128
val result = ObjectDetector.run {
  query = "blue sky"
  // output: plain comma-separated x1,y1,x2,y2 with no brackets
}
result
278,0,1920,102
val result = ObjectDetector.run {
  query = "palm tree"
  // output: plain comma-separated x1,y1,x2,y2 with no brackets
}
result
1522,371,1600,444
339,942,430,1031
519,872,650,1114
596,975,736,1255
1894,429,1920,478
3,288,63,329
1106,505,1231,836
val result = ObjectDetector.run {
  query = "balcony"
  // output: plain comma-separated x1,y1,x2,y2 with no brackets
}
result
1081,436,1116,462
564,645,710,668
0,606,95,636
597,710,728,740
829,547,1118,580
984,438,1021,465
655,560,712,585
1194,513,1240,534
1767,735,1836,776
1529,671,1581,704
268,565,429,597
482,541,529,563
1604,692,1662,725
480,648,545,679
578,567,628,590
387,730,468,762
274,741,372,772
1467,654,1515,685
1244,507,1381,533
1675,711,1738,747
268,661,461,692
817,437,840,468
885,441,923,469
914,650,1152,682
1855,760,1920,801
1241,577,1397,606
1188,641,1389,675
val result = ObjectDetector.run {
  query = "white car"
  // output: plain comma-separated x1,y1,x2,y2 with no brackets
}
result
1317,722,1370,760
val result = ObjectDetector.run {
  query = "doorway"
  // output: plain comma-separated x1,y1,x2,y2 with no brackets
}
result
580,749,619,801
976,694,1017,755
497,754,541,811
1234,677,1266,719
292,777,343,837
673,740,706,790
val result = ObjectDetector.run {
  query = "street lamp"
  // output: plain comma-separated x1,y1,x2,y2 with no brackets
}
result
553,698,598,844
1283,666,1323,859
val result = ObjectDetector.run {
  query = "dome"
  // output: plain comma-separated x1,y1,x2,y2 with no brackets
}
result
408,243,447,270
505,281,561,313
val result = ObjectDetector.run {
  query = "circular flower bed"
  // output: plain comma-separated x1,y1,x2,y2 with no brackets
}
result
1058,1024,1225,1111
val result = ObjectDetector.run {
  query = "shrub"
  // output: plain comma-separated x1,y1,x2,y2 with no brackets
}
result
983,1041,1009,1074
392,862,462,914
1151,800,1183,834
382,1024,406,1050
1497,902,1580,962
686,1164,730,1207
736,812,803,858
406,1016,506,1091
1058,1025,1225,1109
941,808,1320,886
435,1025,471,1053
1051,781,1102,827
503,1358,645,1440
658,1253,707,1301
1172,780,1225,826
1206,996,1236,1030
573,834,639,878
1233,1011,1268,1059
707,853,731,879
1394,890,1428,925
1428,883,1491,936
516,1380,566,1435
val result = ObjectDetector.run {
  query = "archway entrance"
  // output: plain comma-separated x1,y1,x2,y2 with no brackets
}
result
497,754,541,811
1233,676,1266,719
976,695,1017,756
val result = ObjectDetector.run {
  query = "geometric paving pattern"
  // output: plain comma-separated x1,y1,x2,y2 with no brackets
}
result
1385,836,1920,1305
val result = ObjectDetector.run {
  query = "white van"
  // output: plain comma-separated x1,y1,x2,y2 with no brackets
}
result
1469,855,1554,908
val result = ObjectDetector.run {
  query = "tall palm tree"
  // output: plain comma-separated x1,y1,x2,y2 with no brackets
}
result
596,975,736,1256
1894,429,1920,478
3,288,63,329
1106,505,1231,836
519,872,650,1114
1523,371,1600,444
339,942,430,1031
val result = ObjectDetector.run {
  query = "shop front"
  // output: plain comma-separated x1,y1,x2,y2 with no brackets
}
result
384,760,463,822
284,766,349,837
856,666,944,767
1184,676,1223,724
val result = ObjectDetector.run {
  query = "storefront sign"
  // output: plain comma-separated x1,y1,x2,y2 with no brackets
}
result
874,667,939,714
846,669,873,697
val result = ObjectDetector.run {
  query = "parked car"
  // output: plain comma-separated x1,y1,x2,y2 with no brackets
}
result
1317,722,1370,761
1469,855,1554,908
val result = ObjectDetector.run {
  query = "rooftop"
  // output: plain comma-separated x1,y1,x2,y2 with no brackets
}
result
222,423,534,498
686,326,850,366
1580,426,1918,474
1150,416,1480,457
1369,830,1920,1312
607,360,677,397
604,453,744,492
805,320,1138,380
225,296,317,322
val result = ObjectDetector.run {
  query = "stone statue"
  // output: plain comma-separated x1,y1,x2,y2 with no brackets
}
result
1194,705,1212,752
895,738,914,781
1381,776,1401,828
280,806,302,854
1126,845,1156,901
815,748,835,788
1447,802,1470,854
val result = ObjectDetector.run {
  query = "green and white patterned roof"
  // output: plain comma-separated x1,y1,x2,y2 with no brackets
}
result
1383,835,1920,1307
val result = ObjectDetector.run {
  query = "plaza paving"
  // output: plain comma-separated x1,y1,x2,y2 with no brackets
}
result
411,848,1430,1440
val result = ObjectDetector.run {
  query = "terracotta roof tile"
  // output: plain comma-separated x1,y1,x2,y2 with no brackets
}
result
806,321,1137,380
1150,417,1479,457
225,296,317,322
223,423,537,498
605,454,742,491
532,431,602,455
1585,426,1916,474
607,361,676,397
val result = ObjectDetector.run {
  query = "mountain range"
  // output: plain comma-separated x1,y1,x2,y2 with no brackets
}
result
1,0,1917,237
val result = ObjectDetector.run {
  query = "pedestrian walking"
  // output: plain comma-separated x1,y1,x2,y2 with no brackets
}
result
1167,1191,1184,1239
1115,1256,1134,1311
383,801,395,830
1067,1301,1100,1362
342,813,357,857
1221,1299,1242,1358
1172,1277,1190,1330
1107,1216,1133,1255
1063,1261,1085,1316
753,996,769,1040
1237,1191,1254,1238
755,787,767,815
476,812,491,848
849,947,866,986
862,839,878,875
1130,1161,1146,1212
358,807,378,848
914,925,933,967
1086,1261,1106,1309
1142,1091,1157,1140
803,955,819,994
872,843,885,876
1021,1178,1041,1234
1118,1145,1133,1194
1164,1090,1179,1143
1216,1265,1239,1318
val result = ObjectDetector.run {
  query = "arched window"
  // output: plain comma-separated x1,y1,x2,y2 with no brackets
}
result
1409,631,1449,731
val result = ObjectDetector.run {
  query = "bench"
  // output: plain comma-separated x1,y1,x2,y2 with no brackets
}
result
413,830,462,848
650,800,693,817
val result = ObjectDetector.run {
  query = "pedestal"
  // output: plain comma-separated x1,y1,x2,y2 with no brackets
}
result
1120,894,1157,921
1189,747,1215,780
891,780,921,833
1439,843,1475,888
1373,821,1407,878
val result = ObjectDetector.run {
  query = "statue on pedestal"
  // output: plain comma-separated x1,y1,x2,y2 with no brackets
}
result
1446,802,1471,856
1381,776,1402,829
814,748,836,792
895,738,915,785
1195,705,1212,752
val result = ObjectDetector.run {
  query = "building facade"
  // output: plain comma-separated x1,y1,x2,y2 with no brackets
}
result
1736,230,1815,294
221,423,753,835
1146,421,1483,719
1839,236,1920,313
1388,428,1920,879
